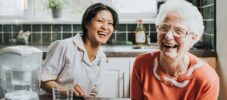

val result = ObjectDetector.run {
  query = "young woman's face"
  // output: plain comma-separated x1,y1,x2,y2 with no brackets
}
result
157,11,192,60
86,10,114,45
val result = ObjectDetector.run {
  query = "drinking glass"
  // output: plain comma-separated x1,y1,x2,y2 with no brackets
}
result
52,84,73,100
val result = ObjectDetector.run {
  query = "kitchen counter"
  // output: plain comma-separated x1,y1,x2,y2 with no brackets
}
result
0,94,130,100
0,44,217,58
39,95,130,100
39,94,130,100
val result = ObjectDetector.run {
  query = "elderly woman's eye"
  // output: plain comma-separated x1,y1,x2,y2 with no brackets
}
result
160,26,170,32
175,30,185,35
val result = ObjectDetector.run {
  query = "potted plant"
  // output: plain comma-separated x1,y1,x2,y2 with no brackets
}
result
48,0,63,18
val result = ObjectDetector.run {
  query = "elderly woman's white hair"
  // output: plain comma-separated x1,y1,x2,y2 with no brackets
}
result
155,0,204,43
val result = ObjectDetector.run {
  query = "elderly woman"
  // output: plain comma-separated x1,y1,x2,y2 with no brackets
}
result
41,3,118,96
131,0,219,100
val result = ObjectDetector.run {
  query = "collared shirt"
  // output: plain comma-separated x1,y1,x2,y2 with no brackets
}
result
41,34,107,95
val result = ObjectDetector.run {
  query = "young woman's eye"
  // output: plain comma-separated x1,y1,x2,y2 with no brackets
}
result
108,22,113,25
97,19,104,23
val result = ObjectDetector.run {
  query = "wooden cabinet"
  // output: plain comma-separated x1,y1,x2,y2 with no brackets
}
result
200,57,217,70
99,57,133,98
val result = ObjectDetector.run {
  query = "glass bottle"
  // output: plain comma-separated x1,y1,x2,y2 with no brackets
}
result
135,19,146,45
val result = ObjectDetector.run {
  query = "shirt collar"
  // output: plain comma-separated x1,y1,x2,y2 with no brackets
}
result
72,33,86,51
72,33,106,66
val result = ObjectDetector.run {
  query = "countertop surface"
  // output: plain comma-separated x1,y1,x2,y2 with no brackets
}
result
39,94,130,100
0,44,217,58
0,94,130,100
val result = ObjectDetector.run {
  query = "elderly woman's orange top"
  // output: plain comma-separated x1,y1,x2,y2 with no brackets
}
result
131,51,219,100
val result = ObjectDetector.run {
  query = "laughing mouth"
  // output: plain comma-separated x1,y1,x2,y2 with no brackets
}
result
98,32,108,37
163,43,178,48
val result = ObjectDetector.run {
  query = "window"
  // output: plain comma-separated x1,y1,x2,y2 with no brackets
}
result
0,0,27,19
33,0,157,23
103,0,158,23
60,0,157,23
0,0,158,23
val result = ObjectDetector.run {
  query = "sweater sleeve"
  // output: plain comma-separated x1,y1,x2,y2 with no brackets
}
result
198,77,219,100
131,57,144,100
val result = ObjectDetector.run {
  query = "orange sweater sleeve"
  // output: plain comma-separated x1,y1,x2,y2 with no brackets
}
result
198,78,219,100
131,58,144,100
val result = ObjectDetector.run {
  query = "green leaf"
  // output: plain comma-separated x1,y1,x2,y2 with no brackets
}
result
48,0,62,9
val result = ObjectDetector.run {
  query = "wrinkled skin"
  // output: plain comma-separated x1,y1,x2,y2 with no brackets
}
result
157,11,197,76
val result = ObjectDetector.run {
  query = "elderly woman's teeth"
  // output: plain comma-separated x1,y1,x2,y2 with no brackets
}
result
163,43,177,48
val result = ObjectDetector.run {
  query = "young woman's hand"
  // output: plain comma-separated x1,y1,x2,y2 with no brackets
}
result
73,84,86,96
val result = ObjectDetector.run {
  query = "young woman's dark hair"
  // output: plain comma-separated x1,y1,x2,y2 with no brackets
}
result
81,3,119,41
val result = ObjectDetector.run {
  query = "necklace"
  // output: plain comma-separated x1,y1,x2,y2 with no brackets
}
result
153,57,203,88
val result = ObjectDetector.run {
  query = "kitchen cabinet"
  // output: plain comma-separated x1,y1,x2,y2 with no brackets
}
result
99,57,134,98
200,57,217,70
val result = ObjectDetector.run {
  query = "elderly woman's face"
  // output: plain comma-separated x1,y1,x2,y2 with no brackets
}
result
157,12,192,60
86,10,114,44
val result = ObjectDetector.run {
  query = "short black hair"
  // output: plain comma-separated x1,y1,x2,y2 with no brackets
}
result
81,3,119,41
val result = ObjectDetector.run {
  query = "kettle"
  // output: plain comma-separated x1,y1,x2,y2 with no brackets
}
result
0,46,42,100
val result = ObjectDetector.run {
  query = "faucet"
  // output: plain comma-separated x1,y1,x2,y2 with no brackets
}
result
17,30,31,44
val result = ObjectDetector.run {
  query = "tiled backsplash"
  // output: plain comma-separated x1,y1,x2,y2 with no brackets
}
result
188,0,216,50
0,24,157,45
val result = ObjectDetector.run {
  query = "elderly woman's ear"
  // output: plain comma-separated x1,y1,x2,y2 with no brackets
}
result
188,33,199,48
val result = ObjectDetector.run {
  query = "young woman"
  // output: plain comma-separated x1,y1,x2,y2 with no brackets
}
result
41,3,118,96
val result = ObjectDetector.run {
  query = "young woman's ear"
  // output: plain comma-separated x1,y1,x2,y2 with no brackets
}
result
85,23,88,29
84,21,90,29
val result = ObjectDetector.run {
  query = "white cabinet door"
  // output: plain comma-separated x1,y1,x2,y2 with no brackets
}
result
99,57,131,98
129,58,136,98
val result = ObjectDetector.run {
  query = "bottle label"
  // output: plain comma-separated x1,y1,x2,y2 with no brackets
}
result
135,31,146,43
